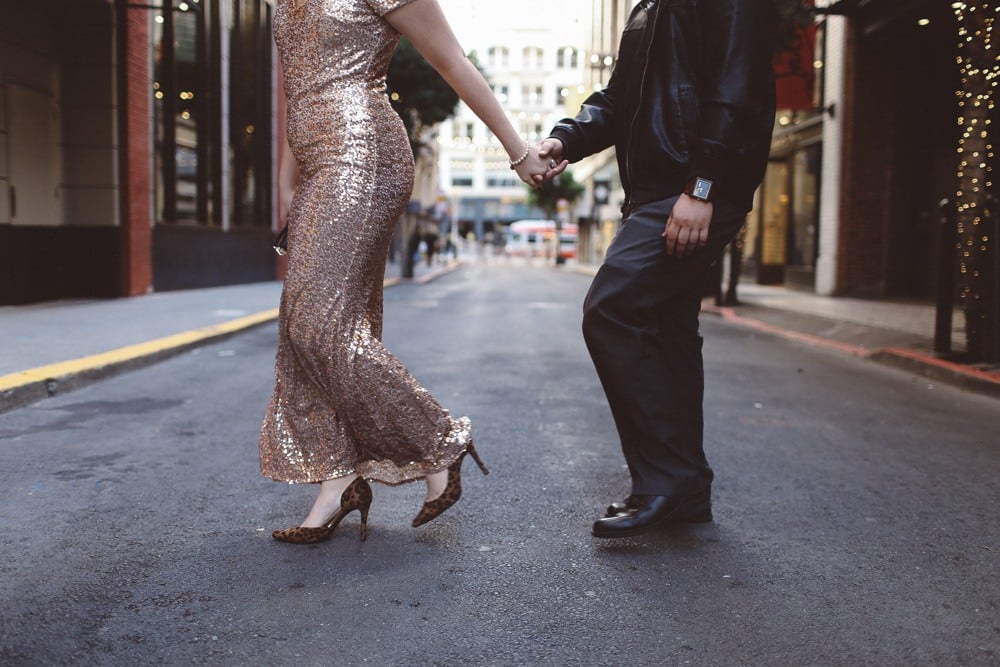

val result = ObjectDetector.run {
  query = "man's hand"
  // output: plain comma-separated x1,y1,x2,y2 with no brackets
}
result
535,138,568,186
663,194,712,256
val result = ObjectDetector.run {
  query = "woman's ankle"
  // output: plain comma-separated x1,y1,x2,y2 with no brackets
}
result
301,474,358,527
425,469,448,502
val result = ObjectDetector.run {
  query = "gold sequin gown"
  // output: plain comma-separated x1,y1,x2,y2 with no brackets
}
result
259,0,471,485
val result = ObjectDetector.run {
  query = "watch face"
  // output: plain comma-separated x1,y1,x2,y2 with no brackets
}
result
693,178,712,200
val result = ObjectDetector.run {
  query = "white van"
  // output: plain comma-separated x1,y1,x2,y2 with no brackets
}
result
504,220,578,259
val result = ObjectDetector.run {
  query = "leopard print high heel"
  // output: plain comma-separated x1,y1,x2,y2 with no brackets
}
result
412,442,489,527
272,477,373,544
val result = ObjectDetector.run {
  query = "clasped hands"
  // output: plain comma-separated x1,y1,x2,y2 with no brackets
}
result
514,138,713,257
509,141,568,189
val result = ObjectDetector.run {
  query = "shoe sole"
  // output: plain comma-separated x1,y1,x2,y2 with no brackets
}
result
591,506,712,539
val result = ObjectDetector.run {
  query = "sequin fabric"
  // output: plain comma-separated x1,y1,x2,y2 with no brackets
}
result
259,0,472,485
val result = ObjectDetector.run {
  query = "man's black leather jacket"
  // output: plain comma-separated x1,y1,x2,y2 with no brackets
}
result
549,0,777,213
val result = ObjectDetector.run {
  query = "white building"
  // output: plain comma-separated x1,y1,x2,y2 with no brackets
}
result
437,0,589,240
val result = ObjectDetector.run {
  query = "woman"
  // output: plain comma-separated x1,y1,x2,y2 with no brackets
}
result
260,0,562,544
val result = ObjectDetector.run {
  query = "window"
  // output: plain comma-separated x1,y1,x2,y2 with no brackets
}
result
487,46,509,69
486,175,519,188
451,176,474,187
523,46,544,69
557,47,578,69
151,0,272,226
521,85,544,106
555,86,569,107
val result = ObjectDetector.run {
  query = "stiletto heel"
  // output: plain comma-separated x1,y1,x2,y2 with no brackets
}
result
272,477,373,544
359,506,370,542
411,442,488,528
466,442,489,475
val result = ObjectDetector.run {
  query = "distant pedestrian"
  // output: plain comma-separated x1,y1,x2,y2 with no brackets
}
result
538,0,777,537
259,0,559,544
424,231,439,267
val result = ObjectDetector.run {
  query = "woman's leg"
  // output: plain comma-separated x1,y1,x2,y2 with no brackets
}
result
299,473,359,527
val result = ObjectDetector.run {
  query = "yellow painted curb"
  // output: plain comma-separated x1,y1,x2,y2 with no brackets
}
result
0,308,280,394
0,275,408,407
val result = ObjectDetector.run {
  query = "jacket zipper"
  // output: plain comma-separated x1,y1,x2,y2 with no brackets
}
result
624,0,660,211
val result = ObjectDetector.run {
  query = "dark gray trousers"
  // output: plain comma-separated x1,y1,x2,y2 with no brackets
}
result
582,195,746,497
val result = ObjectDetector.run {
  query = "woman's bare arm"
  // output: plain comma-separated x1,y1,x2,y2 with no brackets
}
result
382,0,563,184
276,64,299,226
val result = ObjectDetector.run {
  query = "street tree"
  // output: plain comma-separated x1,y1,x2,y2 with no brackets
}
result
528,170,584,265
387,37,460,155
952,1,999,361
386,38,461,278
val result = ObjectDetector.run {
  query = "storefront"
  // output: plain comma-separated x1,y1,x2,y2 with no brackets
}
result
743,17,825,288
0,0,278,306
836,0,959,298
750,116,823,287
150,0,276,291
0,0,121,304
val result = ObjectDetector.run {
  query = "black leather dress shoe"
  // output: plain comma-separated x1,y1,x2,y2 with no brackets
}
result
605,495,639,517
592,490,712,538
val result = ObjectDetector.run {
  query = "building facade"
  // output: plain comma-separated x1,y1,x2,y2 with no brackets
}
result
572,0,974,307
570,0,633,266
0,0,277,306
750,0,968,299
436,0,590,242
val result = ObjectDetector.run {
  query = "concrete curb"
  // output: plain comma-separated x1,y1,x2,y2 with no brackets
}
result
0,265,464,414
703,304,1000,399
573,263,999,397
703,304,873,358
0,310,281,414
383,260,462,287
870,347,1000,399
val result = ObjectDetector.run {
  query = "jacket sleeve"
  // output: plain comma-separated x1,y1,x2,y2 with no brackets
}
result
688,0,777,185
547,70,621,164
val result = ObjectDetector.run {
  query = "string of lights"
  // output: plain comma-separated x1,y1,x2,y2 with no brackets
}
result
952,1,998,356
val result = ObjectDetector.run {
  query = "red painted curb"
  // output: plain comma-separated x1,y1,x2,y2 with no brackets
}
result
704,304,873,358
878,347,1000,386
702,303,1000,389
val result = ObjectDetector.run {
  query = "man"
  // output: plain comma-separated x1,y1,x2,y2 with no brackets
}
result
538,0,777,537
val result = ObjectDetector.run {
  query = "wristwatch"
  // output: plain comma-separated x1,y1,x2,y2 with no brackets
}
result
684,176,714,202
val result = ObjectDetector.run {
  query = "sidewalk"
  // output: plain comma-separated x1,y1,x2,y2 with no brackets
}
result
0,258,458,413
713,284,1000,396
571,266,1000,398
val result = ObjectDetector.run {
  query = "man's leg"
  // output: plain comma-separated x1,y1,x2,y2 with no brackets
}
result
582,196,744,531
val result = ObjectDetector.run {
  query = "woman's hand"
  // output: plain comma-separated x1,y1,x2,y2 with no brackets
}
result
512,145,567,188
277,155,298,226
278,184,295,226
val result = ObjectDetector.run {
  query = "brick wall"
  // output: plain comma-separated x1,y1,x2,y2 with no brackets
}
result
118,2,153,296
836,22,893,297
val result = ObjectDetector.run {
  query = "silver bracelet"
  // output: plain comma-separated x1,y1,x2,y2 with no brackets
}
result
508,144,531,169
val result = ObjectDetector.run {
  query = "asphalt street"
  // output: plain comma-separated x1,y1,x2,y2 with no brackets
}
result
1,263,998,666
